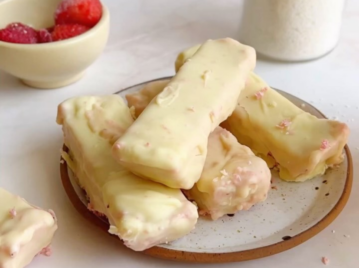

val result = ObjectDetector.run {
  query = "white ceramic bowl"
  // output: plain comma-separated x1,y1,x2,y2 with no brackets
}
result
0,0,110,89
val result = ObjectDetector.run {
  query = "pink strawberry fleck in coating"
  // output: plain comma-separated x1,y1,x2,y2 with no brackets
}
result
9,208,17,218
40,246,52,257
254,87,268,99
320,139,330,150
276,119,292,129
115,143,122,149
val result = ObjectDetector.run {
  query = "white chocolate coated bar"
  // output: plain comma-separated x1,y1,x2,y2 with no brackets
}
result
57,95,134,215
56,96,198,251
174,44,200,73
103,173,198,250
188,127,271,220
126,81,271,220
176,45,349,182
126,79,171,119
126,79,170,118
222,73,349,181
0,188,57,268
113,38,256,189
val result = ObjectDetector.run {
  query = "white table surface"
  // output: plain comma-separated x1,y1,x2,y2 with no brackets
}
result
0,0,358,267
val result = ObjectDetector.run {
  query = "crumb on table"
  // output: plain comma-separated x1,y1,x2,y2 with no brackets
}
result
322,257,329,265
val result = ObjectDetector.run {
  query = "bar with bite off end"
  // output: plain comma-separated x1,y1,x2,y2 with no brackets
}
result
126,80,271,220
56,95,198,251
175,45,349,182
0,188,57,268
113,38,256,189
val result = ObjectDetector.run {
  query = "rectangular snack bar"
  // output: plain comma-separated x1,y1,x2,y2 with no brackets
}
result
188,127,271,220
222,73,349,181
57,95,134,215
126,81,271,220
0,188,57,268
126,79,171,119
56,95,198,251
113,38,256,189
176,45,349,182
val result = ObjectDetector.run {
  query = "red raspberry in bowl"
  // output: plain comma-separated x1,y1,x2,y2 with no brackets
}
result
55,0,103,27
0,22,38,44
38,29,52,43
51,24,90,41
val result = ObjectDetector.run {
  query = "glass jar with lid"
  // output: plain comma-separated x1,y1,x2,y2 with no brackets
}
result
238,0,347,61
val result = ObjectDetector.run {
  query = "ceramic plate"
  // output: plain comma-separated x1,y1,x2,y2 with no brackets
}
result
60,77,353,263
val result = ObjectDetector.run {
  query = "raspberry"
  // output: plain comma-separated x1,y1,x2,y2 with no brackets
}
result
55,0,103,27
38,29,52,43
51,24,90,41
0,22,38,44
46,26,55,32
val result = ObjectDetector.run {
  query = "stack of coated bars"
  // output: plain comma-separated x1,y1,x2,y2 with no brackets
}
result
54,38,349,252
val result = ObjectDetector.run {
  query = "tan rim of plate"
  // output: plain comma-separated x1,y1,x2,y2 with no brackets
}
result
60,77,353,263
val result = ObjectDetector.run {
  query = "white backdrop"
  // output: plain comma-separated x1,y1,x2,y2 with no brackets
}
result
0,0,358,268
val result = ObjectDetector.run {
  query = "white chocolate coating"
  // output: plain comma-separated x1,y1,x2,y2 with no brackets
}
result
126,81,271,220
0,188,57,268
175,45,349,182
57,95,134,215
188,127,271,220
103,172,198,250
174,44,200,73
113,39,256,189
222,73,349,181
126,80,170,119
56,95,198,251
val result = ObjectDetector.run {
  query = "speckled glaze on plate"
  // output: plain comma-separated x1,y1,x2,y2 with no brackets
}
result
60,77,353,263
